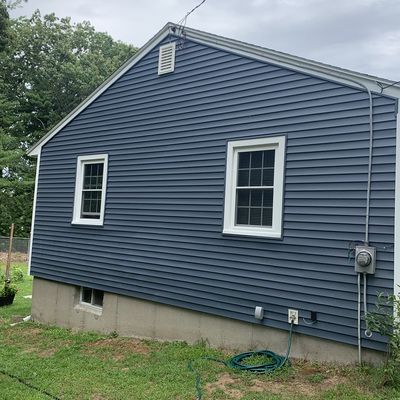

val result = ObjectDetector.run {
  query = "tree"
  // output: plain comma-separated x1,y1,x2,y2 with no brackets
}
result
0,1,9,51
0,10,136,237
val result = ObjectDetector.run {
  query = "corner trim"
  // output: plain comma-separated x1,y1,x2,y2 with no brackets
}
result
395,110,400,298
28,150,41,275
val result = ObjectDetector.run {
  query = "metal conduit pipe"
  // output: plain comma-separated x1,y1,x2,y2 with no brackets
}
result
317,75,374,364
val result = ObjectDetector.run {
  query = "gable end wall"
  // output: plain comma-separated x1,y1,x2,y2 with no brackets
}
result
31,36,398,351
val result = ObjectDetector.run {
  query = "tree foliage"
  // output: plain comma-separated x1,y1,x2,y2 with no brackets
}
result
0,10,136,237
0,1,10,51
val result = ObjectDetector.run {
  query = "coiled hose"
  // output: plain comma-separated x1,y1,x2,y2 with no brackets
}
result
189,322,294,399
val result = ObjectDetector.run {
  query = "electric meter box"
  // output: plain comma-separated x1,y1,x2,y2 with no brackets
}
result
354,246,376,274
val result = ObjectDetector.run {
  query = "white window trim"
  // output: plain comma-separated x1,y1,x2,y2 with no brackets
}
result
72,154,108,226
223,136,286,239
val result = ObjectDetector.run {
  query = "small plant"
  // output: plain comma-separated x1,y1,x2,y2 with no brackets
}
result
0,283,18,297
11,267,25,283
366,289,400,386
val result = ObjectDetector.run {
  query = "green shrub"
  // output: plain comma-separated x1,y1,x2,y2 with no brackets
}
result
0,283,18,297
366,288,400,386
11,267,24,282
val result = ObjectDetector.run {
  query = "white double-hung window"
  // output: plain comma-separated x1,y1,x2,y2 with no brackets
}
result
72,154,108,226
223,136,286,238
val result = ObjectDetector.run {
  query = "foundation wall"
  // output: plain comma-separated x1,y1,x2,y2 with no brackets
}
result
31,277,384,364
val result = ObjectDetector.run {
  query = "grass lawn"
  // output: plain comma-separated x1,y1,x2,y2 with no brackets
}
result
0,262,399,399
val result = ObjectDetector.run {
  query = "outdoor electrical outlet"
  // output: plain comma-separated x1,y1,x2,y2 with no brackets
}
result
310,311,318,322
288,309,299,325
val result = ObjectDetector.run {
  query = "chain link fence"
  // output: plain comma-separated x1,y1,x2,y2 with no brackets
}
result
0,236,30,263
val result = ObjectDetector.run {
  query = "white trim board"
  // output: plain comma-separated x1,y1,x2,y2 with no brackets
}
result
223,135,286,239
395,110,400,298
28,150,41,275
72,154,109,226
27,22,400,157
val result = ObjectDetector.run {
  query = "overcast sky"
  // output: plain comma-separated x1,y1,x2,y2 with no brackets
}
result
11,0,400,82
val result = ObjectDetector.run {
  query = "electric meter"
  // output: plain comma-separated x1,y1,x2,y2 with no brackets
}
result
354,246,376,274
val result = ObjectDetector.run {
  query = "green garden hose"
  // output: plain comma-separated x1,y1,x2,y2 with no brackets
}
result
189,322,294,400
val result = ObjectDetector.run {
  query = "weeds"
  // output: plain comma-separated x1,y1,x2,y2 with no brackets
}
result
366,288,400,386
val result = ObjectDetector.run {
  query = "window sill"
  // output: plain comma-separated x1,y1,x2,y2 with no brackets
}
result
74,303,103,316
71,219,104,226
222,228,282,239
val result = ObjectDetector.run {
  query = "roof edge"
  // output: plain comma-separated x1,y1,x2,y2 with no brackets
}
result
27,22,172,156
27,22,400,156
179,23,400,98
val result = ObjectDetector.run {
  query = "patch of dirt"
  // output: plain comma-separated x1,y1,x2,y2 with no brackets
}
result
205,373,244,399
205,360,361,399
0,252,28,263
83,337,150,361
91,394,109,400
21,347,56,358
2,326,43,343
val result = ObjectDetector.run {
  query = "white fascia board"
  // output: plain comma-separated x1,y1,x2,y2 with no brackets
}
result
395,110,400,298
27,24,172,156
28,149,41,275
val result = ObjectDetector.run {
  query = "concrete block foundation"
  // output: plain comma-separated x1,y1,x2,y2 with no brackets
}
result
31,277,384,364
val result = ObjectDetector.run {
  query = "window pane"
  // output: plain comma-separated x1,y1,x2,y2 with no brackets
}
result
250,169,262,186
250,151,263,168
237,189,250,206
92,290,104,307
81,190,102,218
263,189,274,207
263,150,275,167
82,287,92,303
237,169,249,186
250,190,262,206
262,169,274,186
249,207,262,225
238,152,250,168
262,208,273,226
83,162,103,190
236,207,249,225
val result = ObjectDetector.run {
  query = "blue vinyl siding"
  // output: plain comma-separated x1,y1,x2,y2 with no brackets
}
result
31,35,398,350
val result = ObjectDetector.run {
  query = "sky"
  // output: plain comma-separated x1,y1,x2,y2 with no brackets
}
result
11,0,400,82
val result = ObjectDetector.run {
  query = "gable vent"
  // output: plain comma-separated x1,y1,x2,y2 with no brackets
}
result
158,42,176,75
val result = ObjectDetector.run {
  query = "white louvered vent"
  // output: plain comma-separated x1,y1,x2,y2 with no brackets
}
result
158,42,176,75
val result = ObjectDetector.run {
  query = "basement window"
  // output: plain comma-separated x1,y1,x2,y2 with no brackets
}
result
80,287,104,308
72,154,108,226
223,136,286,239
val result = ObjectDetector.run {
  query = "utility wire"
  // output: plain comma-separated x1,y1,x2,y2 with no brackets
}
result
377,79,400,93
177,0,207,27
